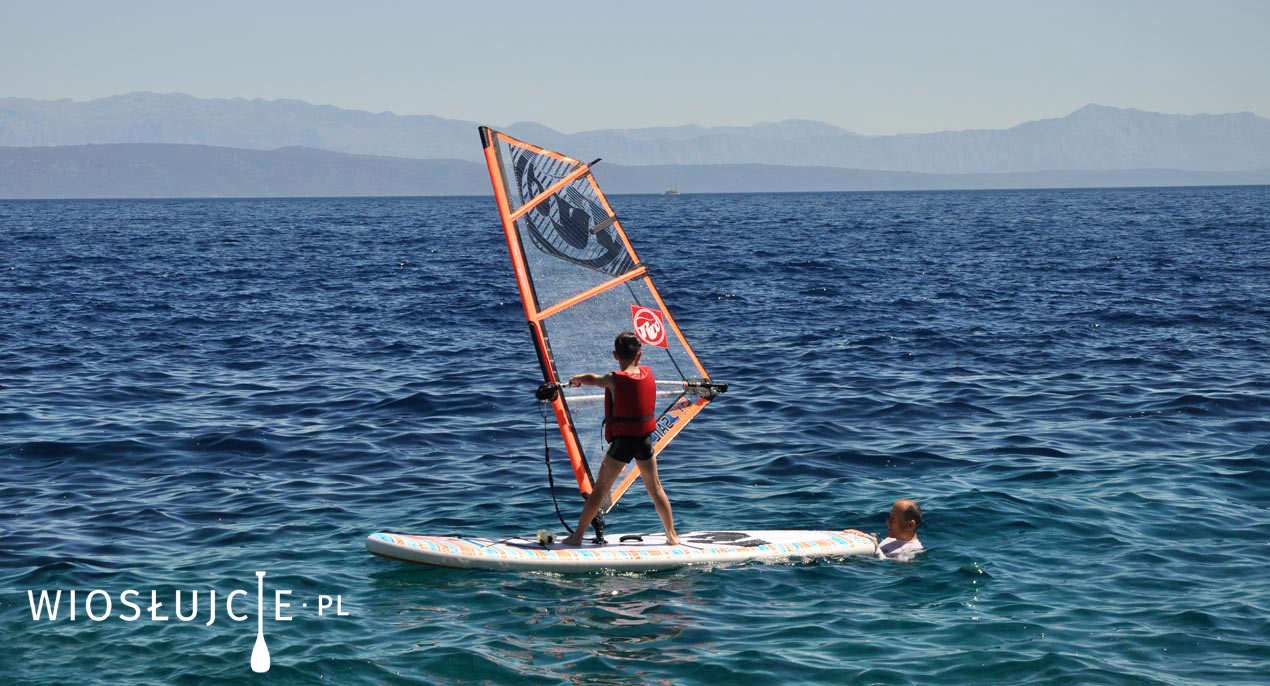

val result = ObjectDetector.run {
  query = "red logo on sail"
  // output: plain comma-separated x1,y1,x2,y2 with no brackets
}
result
631,306,668,349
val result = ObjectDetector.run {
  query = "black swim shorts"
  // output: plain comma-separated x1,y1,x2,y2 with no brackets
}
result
606,435,654,464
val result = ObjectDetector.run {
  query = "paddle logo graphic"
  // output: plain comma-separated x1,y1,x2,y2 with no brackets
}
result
25,570,348,674
631,306,668,348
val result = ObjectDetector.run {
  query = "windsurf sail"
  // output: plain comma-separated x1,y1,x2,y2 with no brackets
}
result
479,126,726,517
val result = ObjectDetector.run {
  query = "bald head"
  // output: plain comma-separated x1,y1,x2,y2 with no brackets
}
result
895,499,921,526
886,499,922,540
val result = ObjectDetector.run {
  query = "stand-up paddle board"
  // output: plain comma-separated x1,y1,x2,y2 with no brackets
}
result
367,530,876,572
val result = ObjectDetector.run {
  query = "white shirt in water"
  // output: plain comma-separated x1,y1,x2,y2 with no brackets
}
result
874,537,923,561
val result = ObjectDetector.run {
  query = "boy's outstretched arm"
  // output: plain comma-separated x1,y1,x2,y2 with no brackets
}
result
569,373,616,390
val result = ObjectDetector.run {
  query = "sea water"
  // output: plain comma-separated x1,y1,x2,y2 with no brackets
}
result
2,187,1268,685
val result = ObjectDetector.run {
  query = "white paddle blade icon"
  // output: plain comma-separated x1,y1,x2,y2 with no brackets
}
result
250,571,270,672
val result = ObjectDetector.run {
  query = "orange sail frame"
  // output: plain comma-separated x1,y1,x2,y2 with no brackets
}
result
479,126,716,513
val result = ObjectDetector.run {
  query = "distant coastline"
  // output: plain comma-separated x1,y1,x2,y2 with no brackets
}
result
4,94,1270,174
5,93,1269,199
3,143,1268,200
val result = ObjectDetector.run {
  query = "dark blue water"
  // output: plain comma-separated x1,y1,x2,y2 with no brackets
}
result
3,187,1268,685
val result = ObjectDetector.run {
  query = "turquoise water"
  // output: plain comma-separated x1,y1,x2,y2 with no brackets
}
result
2,187,1269,684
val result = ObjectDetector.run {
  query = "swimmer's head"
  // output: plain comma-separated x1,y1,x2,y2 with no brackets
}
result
886,499,922,540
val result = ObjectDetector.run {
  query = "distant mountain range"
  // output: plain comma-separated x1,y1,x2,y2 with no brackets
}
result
2,92,1268,174
3,143,1267,199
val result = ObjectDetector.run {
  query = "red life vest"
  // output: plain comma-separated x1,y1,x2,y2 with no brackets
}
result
604,366,657,441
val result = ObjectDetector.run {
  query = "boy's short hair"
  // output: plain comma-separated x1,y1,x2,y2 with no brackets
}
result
614,332,642,361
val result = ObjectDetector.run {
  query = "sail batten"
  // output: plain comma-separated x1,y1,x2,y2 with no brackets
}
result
509,164,597,223
533,267,647,321
480,126,723,514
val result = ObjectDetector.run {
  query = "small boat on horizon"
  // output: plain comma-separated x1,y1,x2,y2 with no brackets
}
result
664,185,681,195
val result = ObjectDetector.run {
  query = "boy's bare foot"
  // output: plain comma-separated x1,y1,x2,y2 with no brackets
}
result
561,533,583,547
666,534,680,546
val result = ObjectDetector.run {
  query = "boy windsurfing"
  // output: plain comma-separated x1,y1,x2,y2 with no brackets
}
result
561,332,680,547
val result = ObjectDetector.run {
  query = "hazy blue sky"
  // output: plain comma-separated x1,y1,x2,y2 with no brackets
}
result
4,1,1267,134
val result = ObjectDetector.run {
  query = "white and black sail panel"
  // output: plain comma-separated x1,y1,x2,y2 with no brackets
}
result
480,126,722,512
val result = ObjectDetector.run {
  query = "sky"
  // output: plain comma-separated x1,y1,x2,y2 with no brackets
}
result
3,0,1268,135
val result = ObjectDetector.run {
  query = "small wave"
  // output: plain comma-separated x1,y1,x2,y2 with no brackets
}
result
369,391,440,413
1146,392,1269,417
183,431,276,457
986,445,1071,458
